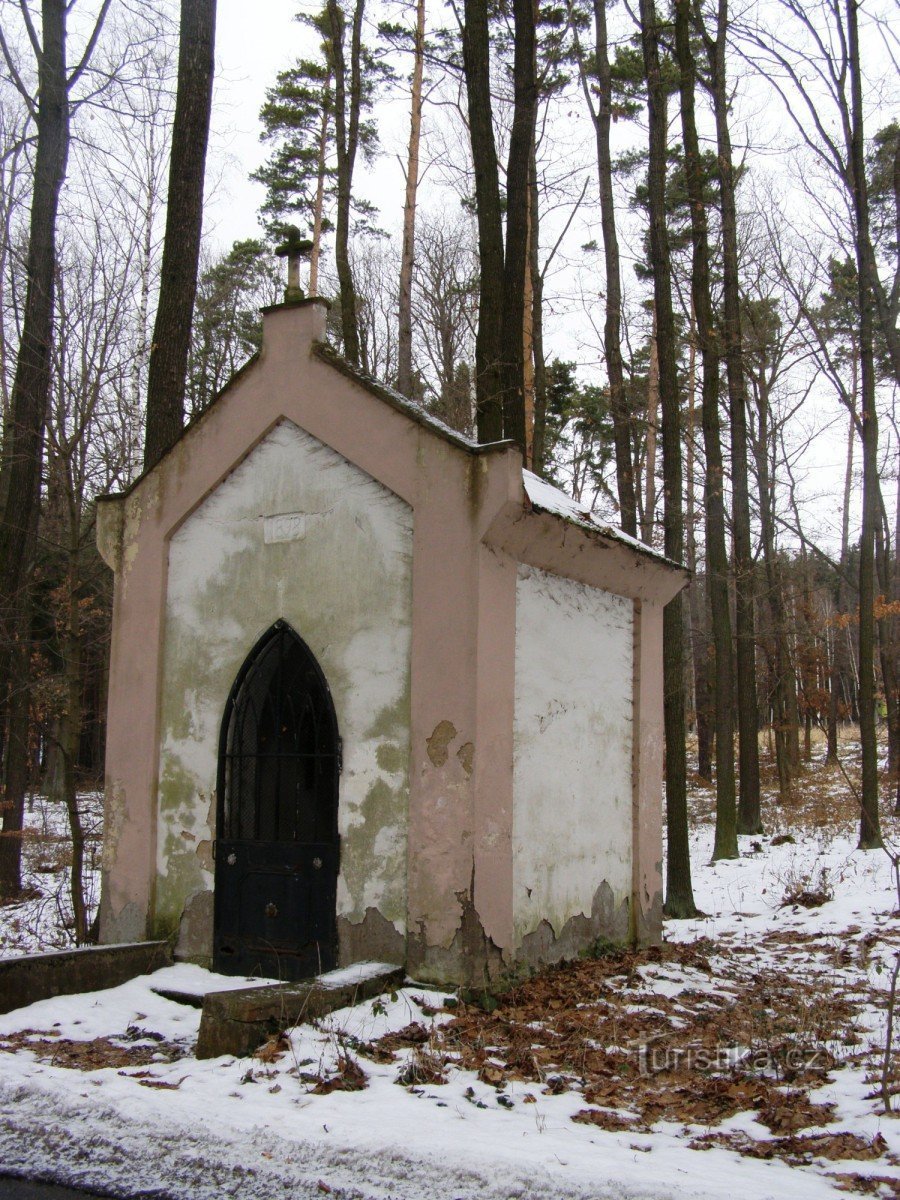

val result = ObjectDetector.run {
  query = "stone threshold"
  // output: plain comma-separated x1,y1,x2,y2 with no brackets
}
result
195,961,405,1059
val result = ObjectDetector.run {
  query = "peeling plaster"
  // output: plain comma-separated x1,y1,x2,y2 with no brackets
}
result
456,741,474,777
338,907,406,966
425,720,458,768
518,881,630,968
175,888,214,963
407,867,506,987
512,565,634,946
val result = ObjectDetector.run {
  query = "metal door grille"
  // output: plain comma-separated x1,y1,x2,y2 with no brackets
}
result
218,621,339,846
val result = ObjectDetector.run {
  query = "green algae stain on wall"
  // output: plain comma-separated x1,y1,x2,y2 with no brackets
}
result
153,755,214,940
339,777,407,927
154,421,414,959
375,742,405,775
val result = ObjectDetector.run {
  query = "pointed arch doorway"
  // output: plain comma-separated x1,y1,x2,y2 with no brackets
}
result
213,621,340,980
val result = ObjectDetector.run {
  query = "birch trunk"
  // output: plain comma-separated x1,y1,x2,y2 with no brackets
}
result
397,0,425,396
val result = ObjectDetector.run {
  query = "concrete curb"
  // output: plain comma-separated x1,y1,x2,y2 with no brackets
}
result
0,941,172,1015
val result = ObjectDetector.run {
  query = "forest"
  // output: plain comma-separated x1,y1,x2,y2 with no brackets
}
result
0,0,897,935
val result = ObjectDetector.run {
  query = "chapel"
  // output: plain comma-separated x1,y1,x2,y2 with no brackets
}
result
96,292,686,985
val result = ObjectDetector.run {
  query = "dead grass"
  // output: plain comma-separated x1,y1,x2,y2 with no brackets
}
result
303,1049,369,1093
780,864,835,908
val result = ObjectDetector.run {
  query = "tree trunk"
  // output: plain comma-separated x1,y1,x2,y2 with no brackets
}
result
846,0,882,849
675,0,737,859
0,618,31,900
893,460,900,814
397,0,425,397
462,0,504,441
498,0,538,458
639,0,696,917
685,326,713,782
0,0,69,709
876,513,898,816
752,373,794,801
641,308,658,546
530,148,549,475
577,0,637,535
695,0,762,834
144,0,216,468
327,0,364,366
829,409,855,761
523,174,535,466
0,1,74,900
61,541,89,943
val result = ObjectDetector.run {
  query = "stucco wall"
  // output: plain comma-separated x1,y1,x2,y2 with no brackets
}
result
512,564,634,960
155,419,413,960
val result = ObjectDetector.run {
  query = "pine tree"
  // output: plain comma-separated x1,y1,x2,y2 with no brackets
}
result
254,2,392,359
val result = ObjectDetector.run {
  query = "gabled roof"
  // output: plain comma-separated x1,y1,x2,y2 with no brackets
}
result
99,312,681,574
312,342,512,457
317,345,679,569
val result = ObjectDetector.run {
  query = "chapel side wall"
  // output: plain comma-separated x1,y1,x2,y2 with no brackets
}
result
511,564,634,965
155,421,414,964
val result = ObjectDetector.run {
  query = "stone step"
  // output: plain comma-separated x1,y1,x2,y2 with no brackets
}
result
148,986,206,1008
195,961,405,1059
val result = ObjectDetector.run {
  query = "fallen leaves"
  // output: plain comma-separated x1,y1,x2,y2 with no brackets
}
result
254,1034,290,1063
573,1107,640,1132
756,1090,837,1134
305,1052,368,1094
690,1130,888,1166
830,1170,900,1196
0,1029,188,1071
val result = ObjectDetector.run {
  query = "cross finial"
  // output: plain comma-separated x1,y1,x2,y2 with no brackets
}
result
274,226,314,302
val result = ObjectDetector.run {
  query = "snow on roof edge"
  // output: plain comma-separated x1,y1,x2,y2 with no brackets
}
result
523,469,681,568
313,341,514,456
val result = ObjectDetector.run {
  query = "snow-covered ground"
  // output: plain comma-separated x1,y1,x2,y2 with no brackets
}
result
1,747,899,1199
0,791,102,958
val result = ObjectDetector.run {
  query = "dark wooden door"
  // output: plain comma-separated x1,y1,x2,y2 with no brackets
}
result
213,621,340,980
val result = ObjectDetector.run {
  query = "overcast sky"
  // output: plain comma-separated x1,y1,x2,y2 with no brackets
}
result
203,0,897,547
205,0,300,248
